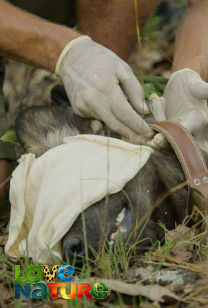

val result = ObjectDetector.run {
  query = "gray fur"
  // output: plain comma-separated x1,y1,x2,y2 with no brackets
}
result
15,106,208,265
16,106,104,157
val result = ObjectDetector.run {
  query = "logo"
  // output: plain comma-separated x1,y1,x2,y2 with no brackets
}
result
14,265,108,300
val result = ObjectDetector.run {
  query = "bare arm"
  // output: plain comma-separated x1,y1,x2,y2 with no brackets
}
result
0,0,157,71
172,0,208,80
0,0,81,72
163,0,208,135
77,0,157,60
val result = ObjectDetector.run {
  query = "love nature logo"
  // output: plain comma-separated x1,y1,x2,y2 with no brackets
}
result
14,265,108,300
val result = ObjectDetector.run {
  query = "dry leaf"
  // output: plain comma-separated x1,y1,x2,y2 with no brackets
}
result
166,225,195,261
47,301,66,308
41,304,57,308
0,284,13,301
81,278,182,303
124,265,154,283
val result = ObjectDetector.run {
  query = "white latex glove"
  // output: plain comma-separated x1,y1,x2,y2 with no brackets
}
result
147,94,167,148
55,36,153,143
164,68,208,133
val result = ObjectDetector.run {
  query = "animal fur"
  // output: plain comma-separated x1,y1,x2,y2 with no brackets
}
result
16,106,105,157
15,104,208,264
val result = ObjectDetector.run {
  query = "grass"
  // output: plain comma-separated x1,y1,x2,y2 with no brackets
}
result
1,200,208,307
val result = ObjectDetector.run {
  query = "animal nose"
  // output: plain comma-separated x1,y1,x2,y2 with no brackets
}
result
62,235,85,263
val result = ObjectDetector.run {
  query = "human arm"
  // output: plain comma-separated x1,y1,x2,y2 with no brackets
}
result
164,0,208,133
0,0,81,72
77,0,158,60
56,0,158,142
55,0,158,141
0,0,156,141
172,0,208,78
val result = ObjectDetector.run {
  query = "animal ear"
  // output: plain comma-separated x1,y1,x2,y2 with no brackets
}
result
51,84,71,107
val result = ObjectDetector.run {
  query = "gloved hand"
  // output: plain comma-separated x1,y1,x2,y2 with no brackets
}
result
147,94,167,148
164,68,208,133
55,36,153,143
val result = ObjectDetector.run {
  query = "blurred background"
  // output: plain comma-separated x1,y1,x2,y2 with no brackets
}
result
129,0,187,76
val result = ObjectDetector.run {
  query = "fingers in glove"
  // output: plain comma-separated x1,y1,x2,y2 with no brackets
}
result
103,113,149,144
148,93,167,122
180,113,207,133
73,100,100,120
147,133,167,148
110,85,154,138
190,79,208,99
118,69,149,115
88,97,149,143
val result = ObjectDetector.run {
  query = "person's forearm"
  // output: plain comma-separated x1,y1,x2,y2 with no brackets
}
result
0,0,81,72
77,0,157,60
172,0,208,80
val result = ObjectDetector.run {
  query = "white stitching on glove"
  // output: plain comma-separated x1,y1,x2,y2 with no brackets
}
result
55,36,154,143
164,68,208,133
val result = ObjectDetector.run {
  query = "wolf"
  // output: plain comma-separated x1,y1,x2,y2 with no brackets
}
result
15,88,208,265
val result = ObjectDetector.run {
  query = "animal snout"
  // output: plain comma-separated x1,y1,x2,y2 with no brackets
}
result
62,234,85,263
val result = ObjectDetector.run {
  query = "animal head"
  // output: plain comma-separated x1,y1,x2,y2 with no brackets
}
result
62,144,191,265
15,87,208,267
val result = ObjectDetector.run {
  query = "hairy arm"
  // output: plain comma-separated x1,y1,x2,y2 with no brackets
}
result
0,0,81,72
172,0,208,79
77,0,157,60
0,0,157,70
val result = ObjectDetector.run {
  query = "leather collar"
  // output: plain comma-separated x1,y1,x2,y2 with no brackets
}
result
150,121,208,219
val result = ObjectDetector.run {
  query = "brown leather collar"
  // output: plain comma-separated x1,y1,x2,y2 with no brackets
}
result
150,121,208,218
